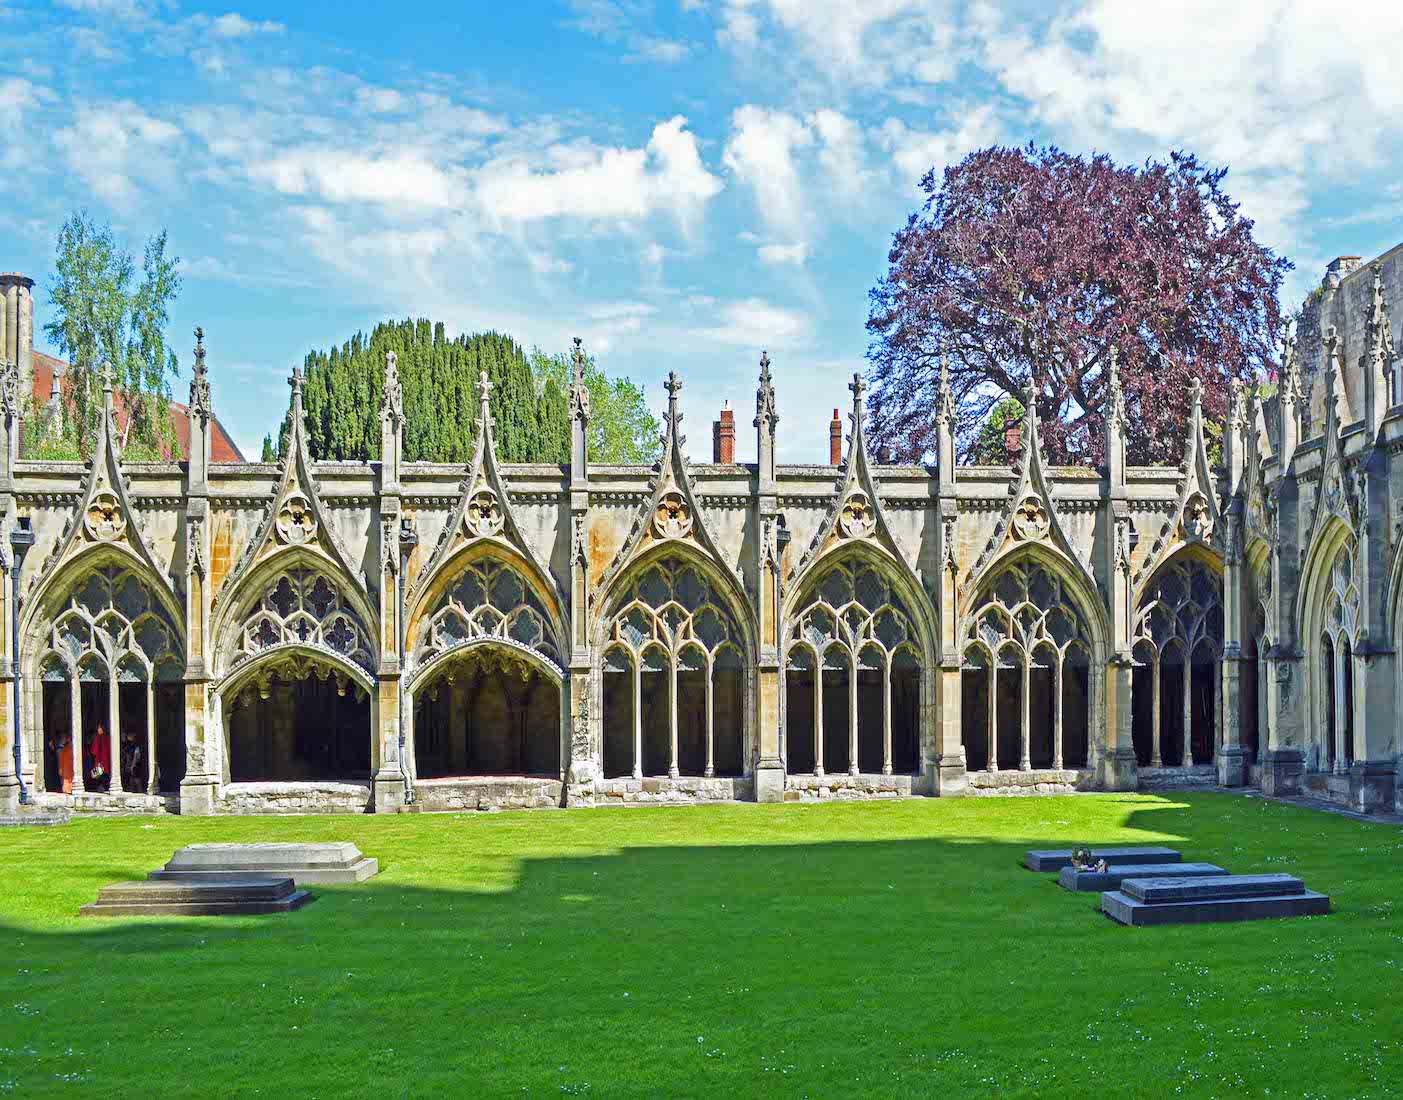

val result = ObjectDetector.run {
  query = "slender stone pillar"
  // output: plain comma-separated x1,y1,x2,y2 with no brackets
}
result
753,352,786,802
933,356,966,794
704,667,715,779
986,666,997,773
668,660,679,779
1052,659,1064,771
107,674,122,795
180,329,217,814
881,663,893,775
1151,660,1162,766
70,678,86,795
1019,658,1031,770
813,663,824,776
566,339,599,806
847,664,859,776
1099,350,1138,790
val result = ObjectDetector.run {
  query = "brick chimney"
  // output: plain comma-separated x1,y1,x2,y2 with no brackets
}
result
712,400,735,464
829,408,842,464
0,273,35,401
1004,422,1022,461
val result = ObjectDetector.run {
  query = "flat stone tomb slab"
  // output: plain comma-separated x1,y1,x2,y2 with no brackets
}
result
1102,874,1330,927
0,811,71,827
150,842,378,885
1057,861,1225,892
1024,846,1181,872
80,877,313,917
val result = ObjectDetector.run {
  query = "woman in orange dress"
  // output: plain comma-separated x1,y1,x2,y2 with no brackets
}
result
57,734,74,794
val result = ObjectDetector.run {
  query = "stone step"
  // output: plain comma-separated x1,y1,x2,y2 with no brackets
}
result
1121,873,1304,903
0,810,71,827
149,842,378,885
1057,861,1226,892
80,877,313,917
1024,846,1181,872
1101,888,1329,926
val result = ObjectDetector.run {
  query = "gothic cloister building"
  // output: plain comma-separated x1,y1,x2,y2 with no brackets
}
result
0,244,1400,816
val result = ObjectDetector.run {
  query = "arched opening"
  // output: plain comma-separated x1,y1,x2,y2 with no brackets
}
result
412,647,561,779
1305,535,1359,775
784,554,927,776
1132,555,1223,768
960,646,991,771
600,556,748,780
601,645,636,779
225,656,371,782
962,559,1093,772
1341,638,1355,768
785,646,816,775
1131,639,1155,766
1322,633,1337,772
891,646,920,774
32,564,185,797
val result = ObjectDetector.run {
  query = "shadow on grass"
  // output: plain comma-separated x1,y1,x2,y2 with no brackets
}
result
0,794,1391,1099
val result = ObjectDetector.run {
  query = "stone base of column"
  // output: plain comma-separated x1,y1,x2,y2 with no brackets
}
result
754,758,785,804
1259,749,1305,797
0,776,20,814
565,761,597,807
935,753,967,796
1347,761,1395,814
373,772,408,813
1097,748,1138,792
178,777,219,816
1216,746,1249,788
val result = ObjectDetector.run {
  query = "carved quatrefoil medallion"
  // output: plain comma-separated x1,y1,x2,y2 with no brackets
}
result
653,488,692,539
84,490,126,542
275,491,318,545
838,491,875,539
465,487,503,537
1011,495,1050,541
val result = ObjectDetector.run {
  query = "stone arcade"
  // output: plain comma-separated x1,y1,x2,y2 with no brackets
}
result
0,245,1400,816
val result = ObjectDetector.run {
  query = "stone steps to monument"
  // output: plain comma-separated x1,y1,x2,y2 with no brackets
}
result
1057,861,1226,892
80,877,313,917
0,808,71,827
1024,846,1182,873
1102,873,1330,926
149,841,379,886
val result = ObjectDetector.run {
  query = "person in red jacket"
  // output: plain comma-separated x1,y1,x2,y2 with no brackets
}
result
89,724,111,790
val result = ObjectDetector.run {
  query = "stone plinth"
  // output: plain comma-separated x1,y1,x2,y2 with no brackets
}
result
0,808,71,827
1102,873,1330,926
1057,861,1225,892
80,877,313,917
150,842,378,885
1024,846,1181,872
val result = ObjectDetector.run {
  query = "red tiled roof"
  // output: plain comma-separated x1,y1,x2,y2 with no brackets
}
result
30,352,245,462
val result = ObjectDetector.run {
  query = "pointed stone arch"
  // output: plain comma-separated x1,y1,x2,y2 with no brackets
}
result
407,369,567,641
210,367,371,655
962,385,1100,625
1134,379,1225,591
592,371,752,648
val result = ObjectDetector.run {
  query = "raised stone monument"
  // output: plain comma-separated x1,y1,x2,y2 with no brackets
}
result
80,877,312,917
1101,873,1330,926
149,842,378,885
1058,860,1225,892
1024,846,1181,872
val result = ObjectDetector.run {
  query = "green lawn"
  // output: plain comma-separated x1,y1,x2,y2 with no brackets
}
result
1,793,1400,1098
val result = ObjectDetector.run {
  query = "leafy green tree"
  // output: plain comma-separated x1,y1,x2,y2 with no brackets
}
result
529,348,661,464
44,211,180,458
260,434,276,462
971,397,1024,464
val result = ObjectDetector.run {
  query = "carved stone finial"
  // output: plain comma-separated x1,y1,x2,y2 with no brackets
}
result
937,351,956,426
478,369,493,408
1365,260,1397,370
1280,329,1302,404
99,360,114,395
189,326,212,421
665,371,683,429
290,365,305,401
381,350,404,426
569,337,591,423
1105,346,1126,428
755,350,776,430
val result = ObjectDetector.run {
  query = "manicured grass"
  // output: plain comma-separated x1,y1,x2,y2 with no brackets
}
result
1,793,1400,1098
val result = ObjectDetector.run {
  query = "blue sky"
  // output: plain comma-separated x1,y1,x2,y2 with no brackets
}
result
4,0,1401,461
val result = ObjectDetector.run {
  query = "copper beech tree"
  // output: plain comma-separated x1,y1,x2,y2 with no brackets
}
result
865,144,1291,465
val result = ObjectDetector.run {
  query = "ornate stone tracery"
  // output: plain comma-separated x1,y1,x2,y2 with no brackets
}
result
417,556,562,674
232,566,374,675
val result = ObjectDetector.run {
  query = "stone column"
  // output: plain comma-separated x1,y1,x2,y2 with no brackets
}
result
881,662,893,776
70,678,86,795
1099,350,1138,791
180,329,217,814
1052,658,1064,771
753,352,785,802
566,339,598,806
704,664,715,779
1151,659,1162,767
1019,657,1031,770
372,351,408,812
933,357,967,795
107,672,122,795
813,663,825,776
847,662,859,776
986,666,997,773
667,659,679,779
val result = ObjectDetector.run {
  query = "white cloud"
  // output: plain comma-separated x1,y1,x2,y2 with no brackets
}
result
250,148,466,209
878,107,1001,190
697,298,809,348
716,0,958,90
53,101,181,206
207,13,285,38
475,116,721,232
722,106,813,240
757,242,808,266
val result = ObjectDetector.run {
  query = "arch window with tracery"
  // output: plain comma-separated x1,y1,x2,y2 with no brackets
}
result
232,567,374,675
960,561,1092,772
1131,557,1224,768
1318,540,1359,773
783,556,921,776
38,566,184,797
601,556,745,779
416,557,561,673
